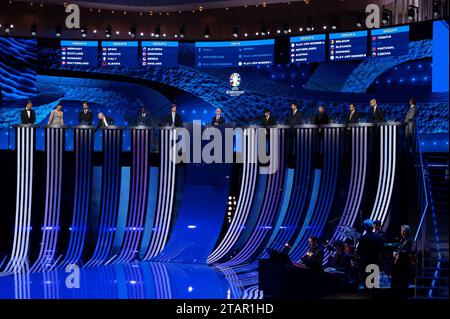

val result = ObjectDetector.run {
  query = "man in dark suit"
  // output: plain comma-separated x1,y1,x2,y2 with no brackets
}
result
347,103,360,124
405,97,417,138
78,101,93,125
165,104,182,127
21,101,36,124
261,109,276,127
286,102,302,126
313,106,330,125
212,108,225,126
357,219,384,281
97,112,114,128
137,107,151,126
370,99,385,123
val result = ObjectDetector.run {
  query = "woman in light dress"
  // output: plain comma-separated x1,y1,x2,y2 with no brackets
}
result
48,103,64,125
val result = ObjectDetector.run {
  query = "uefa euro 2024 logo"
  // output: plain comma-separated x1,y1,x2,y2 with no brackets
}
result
227,73,244,96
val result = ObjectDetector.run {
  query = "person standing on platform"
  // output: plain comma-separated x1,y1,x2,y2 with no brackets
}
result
286,102,302,127
212,108,225,126
405,97,417,151
165,104,182,127
20,101,36,125
97,112,114,128
261,109,276,127
137,107,151,126
347,103,360,125
391,225,414,297
313,106,330,125
370,99,385,123
79,101,93,125
48,103,64,126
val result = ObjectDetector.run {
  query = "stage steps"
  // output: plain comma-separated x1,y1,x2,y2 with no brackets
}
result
414,154,449,299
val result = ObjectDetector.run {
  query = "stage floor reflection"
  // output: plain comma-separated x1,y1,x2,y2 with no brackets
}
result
0,262,260,299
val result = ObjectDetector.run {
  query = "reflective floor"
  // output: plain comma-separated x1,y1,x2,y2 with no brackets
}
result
0,262,259,299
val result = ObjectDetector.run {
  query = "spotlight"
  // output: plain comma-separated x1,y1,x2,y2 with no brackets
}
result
154,24,161,37
282,22,289,35
331,16,339,30
30,22,37,37
305,17,314,32
179,25,185,38
433,0,442,18
81,25,87,38
407,5,418,22
55,25,62,38
4,22,13,34
260,23,268,36
204,25,210,38
105,24,112,38
129,24,136,38
382,8,392,26
232,25,239,38
356,11,365,28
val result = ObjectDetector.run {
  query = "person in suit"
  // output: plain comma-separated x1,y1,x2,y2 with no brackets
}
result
21,101,36,124
286,102,302,126
97,112,114,128
313,106,330,125
261,109,276,127
405,97,417,148
212,108,225,126
79,101,93,125
357,219,384,281
370,99,385,123
137,107,151,126
347,103,360,124
165,104,182,127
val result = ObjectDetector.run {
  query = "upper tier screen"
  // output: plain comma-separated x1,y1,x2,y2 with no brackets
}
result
289,34,326,63
370,25,410,58
329,30,368,61
141,41,179,67
60,40,98,67
101,41,139,67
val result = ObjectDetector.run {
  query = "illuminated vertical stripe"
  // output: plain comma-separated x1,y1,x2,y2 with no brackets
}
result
207,128,258,264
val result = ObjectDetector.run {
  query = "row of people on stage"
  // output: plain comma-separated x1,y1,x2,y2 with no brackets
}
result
300,220,414,296
19,98,417,129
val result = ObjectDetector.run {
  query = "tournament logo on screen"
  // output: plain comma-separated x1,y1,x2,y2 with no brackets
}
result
226,73,244,96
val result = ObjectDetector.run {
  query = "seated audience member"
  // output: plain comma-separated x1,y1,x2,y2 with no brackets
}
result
262,109,276,127
328,240,352,273
79,101,93,125
97,112,114,128
302,236,324,272
313,106,330,125
21,101,36,125
212,108,225,126
370,99,385,123
347,103,360,124
137,107,151,126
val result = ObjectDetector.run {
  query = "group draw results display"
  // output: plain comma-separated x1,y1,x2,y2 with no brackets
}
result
101,41,138,67
60,41,98,66
329,30,368,61
371,25,410,57
289,34,326,63
141,41,179,67
195,39,274,67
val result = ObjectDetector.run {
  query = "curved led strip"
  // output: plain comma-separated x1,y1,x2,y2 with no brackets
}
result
58,127,94,269
150,262,172,299
143,128,177,259
207,128,259,264
43,270,59,299
327,126,368,247
370,124,398,224
30,127,65,273
114,128,150,264
221,128,285,266
289,127,341,261
121,263,145,299
261,127,315,255
85,129,122,267
13,262,31,299
3,126,35,273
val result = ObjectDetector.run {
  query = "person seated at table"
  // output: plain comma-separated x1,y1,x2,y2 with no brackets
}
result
20,101,36,125
48,103,64,126
313,106,330,125
301,236,324,272
261,109,276,127
212,108,225,126
328,240,352,273
79,101,93,125
137,107,151,126
97,112,114,128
